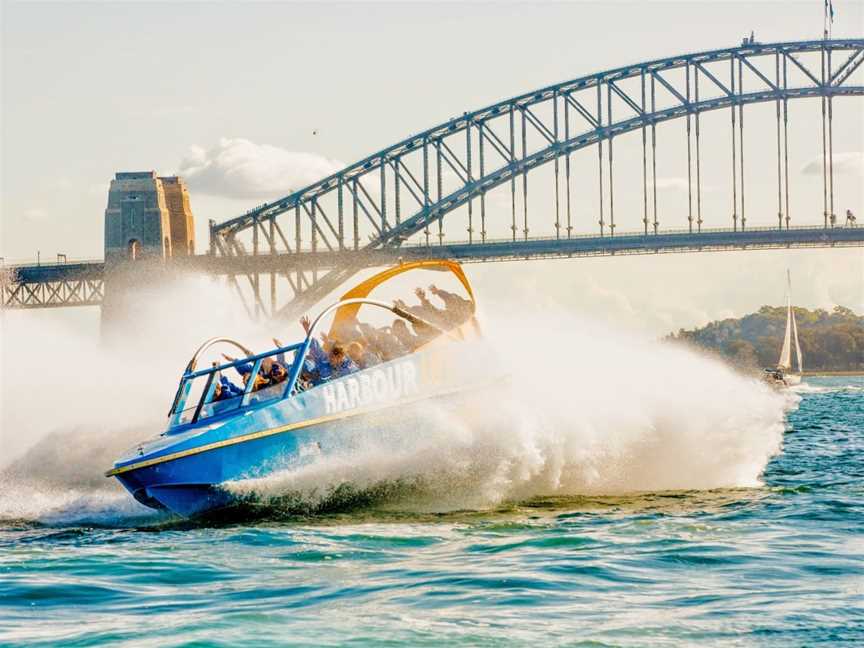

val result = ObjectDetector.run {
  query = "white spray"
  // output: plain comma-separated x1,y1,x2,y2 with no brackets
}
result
0,274,793,523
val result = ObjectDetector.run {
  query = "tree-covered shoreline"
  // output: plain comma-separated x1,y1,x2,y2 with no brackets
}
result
668,306,864,372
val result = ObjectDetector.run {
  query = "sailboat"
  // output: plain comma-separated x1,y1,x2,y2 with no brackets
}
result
765,270,803,386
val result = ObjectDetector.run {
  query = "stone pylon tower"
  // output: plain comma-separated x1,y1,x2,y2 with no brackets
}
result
104,171,195,263
161,176,195,257
101,171,196,336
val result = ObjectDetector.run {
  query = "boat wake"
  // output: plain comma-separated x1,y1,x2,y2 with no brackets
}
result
791,381,861,394
0,423,164,527
1,280,793,525
224,314,792,514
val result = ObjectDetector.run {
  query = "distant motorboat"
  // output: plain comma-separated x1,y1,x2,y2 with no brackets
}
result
763,271,803,387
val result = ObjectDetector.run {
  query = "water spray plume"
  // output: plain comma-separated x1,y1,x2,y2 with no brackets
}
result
0,274,794,524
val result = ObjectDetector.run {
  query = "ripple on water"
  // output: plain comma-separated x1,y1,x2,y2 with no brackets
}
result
1,377,863,646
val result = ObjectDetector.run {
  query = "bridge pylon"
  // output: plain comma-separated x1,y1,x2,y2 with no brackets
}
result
101,172,196,337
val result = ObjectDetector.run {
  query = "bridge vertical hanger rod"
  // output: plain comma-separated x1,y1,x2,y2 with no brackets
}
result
783,53,790,229
479,122,486,242
337,177,345,249
295,205,303,292
466,120,473,242
510,107,517,242
554,91,561,239
380,157,387,235
730,58,738,232
436,139,444,244
423,139,430,245
828,94,835,225
269,218,276,317
821,45,828,228
208,220,216,256
695,66,702,233
521,107,529,240
828,47,835,226
686,62,693,233
564,92,572,239
642,69,648,235
311,200,318,284
775,52,783,230
739,57,746,230
651,72,658,234
252,216,260,318
597,83,605,236
394,159,401,227
352,179,360,250
607,82,615,235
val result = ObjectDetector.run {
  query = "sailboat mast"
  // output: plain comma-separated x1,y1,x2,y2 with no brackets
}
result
788,270,804,373
777,270,793,370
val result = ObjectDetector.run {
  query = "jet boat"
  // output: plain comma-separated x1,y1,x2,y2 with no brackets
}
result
106,260,499,518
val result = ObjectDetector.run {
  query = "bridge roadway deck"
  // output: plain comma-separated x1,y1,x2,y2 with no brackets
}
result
5,226,864,287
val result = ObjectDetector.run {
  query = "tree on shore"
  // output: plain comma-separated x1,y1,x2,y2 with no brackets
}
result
668,305,864,372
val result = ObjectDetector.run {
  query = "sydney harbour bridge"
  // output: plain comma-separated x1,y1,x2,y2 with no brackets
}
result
3,38,863,316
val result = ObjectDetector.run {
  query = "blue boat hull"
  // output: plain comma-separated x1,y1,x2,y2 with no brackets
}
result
110,343,500,518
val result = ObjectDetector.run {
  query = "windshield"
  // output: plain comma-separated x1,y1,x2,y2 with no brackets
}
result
168,343,303,430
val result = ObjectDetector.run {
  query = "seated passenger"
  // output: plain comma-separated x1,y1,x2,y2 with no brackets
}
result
222,353,269,392
347,340,380,369
268,360,288,386
360,323,408,361
213,375,243,401
300,316,359,381
325,342,359,379
294,359,319,392
429,283,473,325
356,323,402,362
243,370,269,392
410,287,450,329
391,319,420,352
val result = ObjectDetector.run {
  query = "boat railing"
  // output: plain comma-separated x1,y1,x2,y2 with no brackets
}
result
167,298,455,432
168,341,307,430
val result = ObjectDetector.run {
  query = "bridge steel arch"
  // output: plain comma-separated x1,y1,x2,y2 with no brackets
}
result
211,38,864,317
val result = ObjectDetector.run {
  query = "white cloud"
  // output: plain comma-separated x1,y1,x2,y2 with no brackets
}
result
176,137,345,200
800,151,863,176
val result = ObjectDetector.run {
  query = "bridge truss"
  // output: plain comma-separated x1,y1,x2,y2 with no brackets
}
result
3,39,862,312
208,38,864,318
1,262,105,309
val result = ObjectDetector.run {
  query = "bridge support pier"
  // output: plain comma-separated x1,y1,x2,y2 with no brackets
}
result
101,171,196,341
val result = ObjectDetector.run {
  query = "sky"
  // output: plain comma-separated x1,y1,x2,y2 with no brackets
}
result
1,0,862,337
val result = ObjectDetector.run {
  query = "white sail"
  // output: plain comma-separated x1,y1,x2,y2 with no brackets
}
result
778,288,792,370
791,296,803,373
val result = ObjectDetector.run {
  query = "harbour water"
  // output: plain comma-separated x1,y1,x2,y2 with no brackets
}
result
0,376,861,646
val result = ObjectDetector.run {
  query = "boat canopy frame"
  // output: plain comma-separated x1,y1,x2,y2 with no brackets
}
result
166,298,447,432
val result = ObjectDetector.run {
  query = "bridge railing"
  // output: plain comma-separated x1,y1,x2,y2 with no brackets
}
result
0,257,103,269
399,223,861,249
